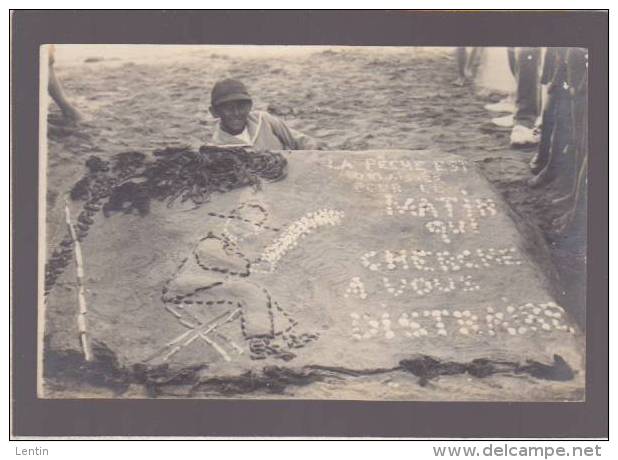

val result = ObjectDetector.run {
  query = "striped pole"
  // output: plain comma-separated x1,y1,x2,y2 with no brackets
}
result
64,201,93,362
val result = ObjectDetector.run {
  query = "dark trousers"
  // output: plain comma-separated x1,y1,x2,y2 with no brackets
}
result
512,47,541,127
567,48,588,215
536,87,572,184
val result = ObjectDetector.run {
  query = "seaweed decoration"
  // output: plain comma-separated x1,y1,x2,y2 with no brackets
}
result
70,145,288,217
45,146,287,296
398,354,575,386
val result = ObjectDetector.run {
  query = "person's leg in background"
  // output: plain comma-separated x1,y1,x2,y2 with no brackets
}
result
529,48,574,189
528,85,571,187
464,47,483,79
510,47,541,147
48,45,82,122
454,47,469,86
529,82,557,175
552,48,588,233
485,47,517,116
507,47,516,77
529,47,556,174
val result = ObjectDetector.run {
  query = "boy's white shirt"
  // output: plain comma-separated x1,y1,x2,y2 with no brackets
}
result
234,126,253,145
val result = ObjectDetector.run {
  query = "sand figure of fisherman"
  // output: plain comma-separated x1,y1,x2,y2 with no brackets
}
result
162,230,316,361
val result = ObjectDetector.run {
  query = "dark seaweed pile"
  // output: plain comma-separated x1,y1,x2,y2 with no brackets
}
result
44,342,575,397
44,146,288,296
71,145,288,217
398,354,574,387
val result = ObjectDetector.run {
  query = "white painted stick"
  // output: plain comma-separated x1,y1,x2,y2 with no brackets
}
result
64,201,93,362
199,333,231,362
214,332,244,355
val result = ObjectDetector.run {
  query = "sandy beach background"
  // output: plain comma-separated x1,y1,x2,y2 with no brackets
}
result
42,45,586,398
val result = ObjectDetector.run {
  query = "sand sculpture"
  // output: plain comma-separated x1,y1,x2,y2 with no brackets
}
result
42,147,585,400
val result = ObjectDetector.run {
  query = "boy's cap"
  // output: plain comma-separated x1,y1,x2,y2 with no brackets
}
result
211,79,252,106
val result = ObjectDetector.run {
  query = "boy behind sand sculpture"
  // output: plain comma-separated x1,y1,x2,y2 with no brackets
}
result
209,78,321,151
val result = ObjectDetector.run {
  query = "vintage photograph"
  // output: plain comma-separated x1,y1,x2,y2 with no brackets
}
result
39,44,587,400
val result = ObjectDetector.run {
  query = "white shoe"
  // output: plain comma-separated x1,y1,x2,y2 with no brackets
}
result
510,125,540,147
491,114,514,128
485,99,516,113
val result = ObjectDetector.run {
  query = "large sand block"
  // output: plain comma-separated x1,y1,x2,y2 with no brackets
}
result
43,149,585,400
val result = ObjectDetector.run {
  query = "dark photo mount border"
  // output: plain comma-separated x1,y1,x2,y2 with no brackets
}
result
10,10,608,438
